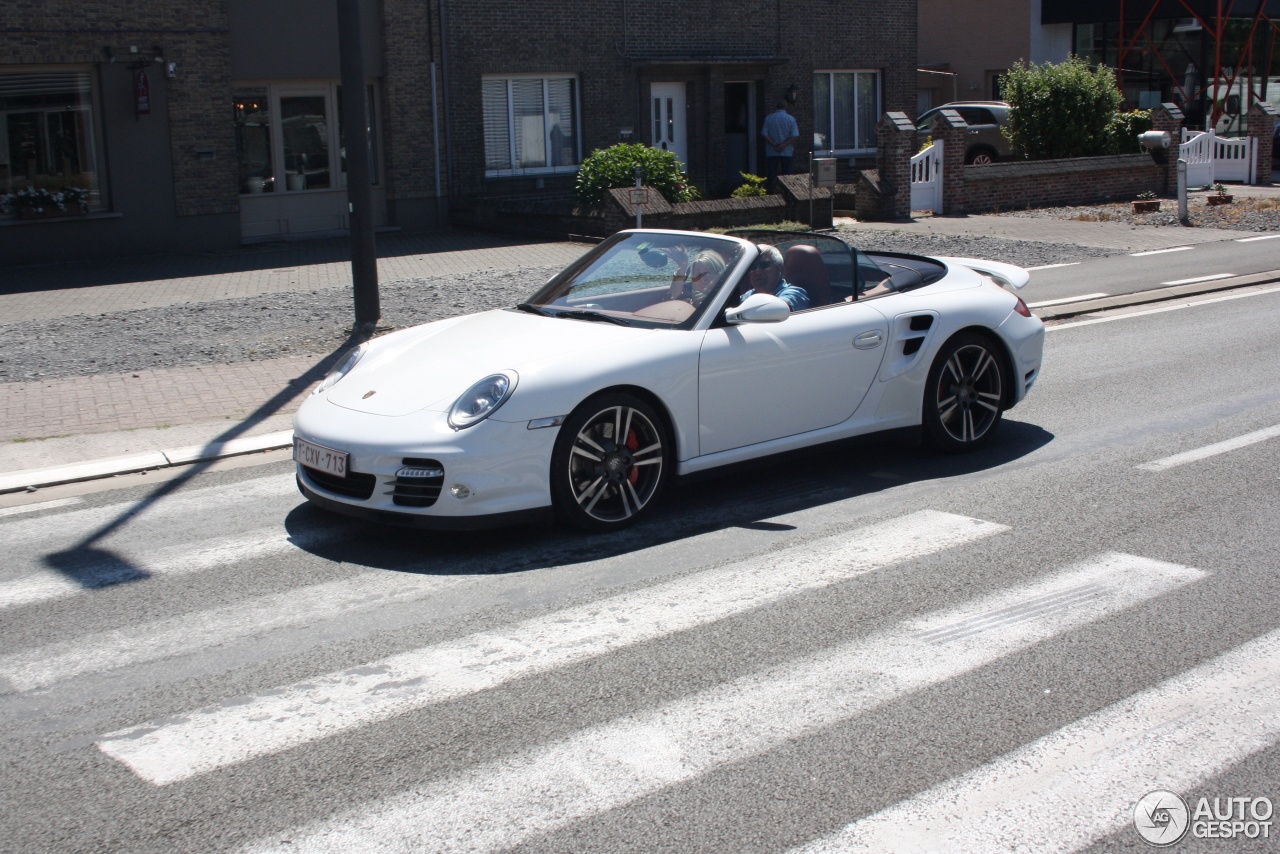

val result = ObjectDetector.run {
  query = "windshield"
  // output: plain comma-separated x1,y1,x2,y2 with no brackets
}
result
520,232,746,328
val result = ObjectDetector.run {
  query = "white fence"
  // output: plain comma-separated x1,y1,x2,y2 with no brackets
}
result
1180,128,1259,186
910,139,943,213
1179,129,1216,187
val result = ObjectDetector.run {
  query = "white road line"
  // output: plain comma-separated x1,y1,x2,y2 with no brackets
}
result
1160,272,1234,286
1137,424,1280,472
1025,292,1108,308
1046,282,1280,331
0,497,83,518
1235,234,1280,242
236,553,1203,854
98,510,1008,786
1025,262,1081,271
791,630,1280,854
0,572,466,691
0,472,296,546
1131,246,1193,256
0,524,344,611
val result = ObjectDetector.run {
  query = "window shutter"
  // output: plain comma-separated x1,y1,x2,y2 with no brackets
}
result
510,79,546,169
545,78,578,167
482,78,512,170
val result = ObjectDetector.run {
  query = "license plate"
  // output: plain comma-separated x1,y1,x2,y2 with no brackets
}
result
293,437,348,478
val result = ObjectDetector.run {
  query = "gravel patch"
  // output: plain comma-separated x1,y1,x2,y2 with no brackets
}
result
0,266,563,383
996,197,1280,233
838,228,1117,268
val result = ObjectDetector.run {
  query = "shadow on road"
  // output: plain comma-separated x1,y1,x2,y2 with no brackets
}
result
41,335,365,589
283,420,1055,575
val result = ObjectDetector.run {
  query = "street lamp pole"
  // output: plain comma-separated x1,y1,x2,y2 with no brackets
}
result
338,0,380,334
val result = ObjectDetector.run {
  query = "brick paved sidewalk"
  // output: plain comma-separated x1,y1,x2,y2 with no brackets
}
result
0,356,323,444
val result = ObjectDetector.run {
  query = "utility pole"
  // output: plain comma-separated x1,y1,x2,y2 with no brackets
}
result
338,0,380,334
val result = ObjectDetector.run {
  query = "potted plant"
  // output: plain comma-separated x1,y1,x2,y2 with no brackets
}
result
1,185,90,220
1133,190,1160,213
1206,183,1234,206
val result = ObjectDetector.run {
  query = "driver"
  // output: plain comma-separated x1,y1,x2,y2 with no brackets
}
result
740,244,809,311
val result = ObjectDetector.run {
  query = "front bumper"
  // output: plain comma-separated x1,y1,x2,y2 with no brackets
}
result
293,396,560,526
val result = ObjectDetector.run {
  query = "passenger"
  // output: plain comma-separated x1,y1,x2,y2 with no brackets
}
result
668,247,727,305
740,244,809,311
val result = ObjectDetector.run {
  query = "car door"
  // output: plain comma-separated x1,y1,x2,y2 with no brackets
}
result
696,301,888,456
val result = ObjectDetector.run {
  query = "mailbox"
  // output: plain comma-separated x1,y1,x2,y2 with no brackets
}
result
1138,130,1172,164
811,157,837,188
1138,130,1171,150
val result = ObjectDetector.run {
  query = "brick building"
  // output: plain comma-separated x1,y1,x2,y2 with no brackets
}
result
2,0,915,265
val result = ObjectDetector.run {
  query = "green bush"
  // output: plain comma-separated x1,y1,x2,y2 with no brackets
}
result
730,172,768,198
1103,109,1154,154
574,143,699,207
1000,56,1123,159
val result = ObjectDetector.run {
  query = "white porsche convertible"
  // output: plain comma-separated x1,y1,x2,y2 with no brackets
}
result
293,229,1044,531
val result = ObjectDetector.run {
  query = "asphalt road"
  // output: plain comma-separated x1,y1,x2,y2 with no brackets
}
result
2,285,1279,852
1021,233,1280,307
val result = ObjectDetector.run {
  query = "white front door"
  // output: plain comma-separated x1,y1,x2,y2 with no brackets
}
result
651,82,687,167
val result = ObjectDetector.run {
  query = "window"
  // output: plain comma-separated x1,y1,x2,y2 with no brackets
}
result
483,75,580,176
234,83,379,195
813,71,880,155
1,69,106,211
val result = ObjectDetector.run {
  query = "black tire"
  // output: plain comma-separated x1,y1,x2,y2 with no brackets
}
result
966,148,996,166
550,393,671,531
922,332,1006,453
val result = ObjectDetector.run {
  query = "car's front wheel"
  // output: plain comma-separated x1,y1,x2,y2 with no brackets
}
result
551,393,671,531
923,332,1006,453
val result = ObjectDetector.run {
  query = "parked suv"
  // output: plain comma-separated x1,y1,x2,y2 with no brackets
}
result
916,101,1012,165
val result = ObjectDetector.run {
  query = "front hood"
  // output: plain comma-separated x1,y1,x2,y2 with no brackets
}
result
326,309,652,416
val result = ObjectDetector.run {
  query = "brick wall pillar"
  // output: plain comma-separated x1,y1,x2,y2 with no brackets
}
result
876,112,916,219
1152,103,1185,194
931,109,968,215
1247,101,1278,185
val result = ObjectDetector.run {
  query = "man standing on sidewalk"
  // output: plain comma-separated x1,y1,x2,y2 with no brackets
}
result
761,101,800,191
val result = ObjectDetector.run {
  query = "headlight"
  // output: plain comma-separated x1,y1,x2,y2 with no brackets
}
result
448,371,517,429
313,344,366,395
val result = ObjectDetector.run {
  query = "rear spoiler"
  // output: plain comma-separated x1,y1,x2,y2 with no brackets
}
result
933,257,1030,290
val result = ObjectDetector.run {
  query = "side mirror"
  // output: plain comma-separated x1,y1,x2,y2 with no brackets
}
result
725,293,789,324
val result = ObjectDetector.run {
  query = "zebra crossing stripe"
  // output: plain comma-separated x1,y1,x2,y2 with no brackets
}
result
791,629,1280,853
0,572,467,691
97,510,1008,785
0,524,346,611
233,553,1202,854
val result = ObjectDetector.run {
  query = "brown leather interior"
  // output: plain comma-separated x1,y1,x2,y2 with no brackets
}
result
782,245,832,308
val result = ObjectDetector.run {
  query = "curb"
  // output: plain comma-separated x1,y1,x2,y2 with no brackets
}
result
1033,269,1280,321
0,430,294,495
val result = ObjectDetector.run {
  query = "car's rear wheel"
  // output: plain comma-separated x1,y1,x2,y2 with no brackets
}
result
966,148,996,166
923,332,1006,453
551,393,670,531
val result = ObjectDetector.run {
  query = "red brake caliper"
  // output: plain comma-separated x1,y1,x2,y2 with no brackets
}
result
626,430,639,485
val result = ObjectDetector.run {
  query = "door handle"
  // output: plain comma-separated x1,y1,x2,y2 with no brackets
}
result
853,331,883,349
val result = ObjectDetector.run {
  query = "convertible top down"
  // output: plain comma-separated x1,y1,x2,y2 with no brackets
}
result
293,229,1045,531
